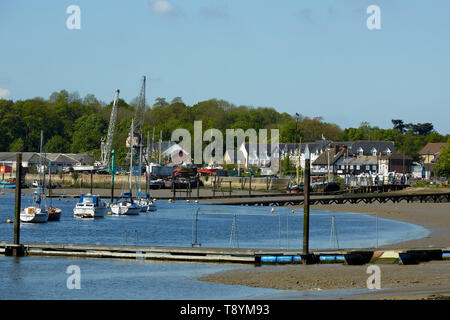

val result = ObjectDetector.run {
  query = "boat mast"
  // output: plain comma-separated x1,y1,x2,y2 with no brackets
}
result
40,130,46,208
129,119,134,195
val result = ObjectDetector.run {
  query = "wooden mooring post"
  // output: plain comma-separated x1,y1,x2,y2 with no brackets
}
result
12,152,25,257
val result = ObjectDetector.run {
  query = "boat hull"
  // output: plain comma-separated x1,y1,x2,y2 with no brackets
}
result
20,207,48,223
73,206,106,218
47,208,62,221
111,204,141,215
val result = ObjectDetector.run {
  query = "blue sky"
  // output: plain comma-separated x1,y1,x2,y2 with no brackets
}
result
1,0,449,133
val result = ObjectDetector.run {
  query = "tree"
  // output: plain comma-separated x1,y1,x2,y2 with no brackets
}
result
9,138,24,152
45,135,68,153
282,155,292,177
153,97,169,108
392,119,405,133
435,144,450,178
171,97,183,104
71,114,107,153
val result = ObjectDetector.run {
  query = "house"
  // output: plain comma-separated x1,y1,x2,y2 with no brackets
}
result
223,149,246,166
347,141,395,157
162,143,192,166
146,142,192,165
312,144,347,176
411,162,424,179
419,142,448,164
0,152,94,172
238,143,280,168
279,140,332,169
336,157,379,175
378,152,412,175
423,163,436,179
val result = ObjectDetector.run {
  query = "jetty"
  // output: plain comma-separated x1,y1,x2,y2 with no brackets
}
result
209,191,450,206
1,242,449,266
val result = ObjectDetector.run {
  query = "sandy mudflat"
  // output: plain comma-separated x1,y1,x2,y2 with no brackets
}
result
309,201,450,250
199,200,450,299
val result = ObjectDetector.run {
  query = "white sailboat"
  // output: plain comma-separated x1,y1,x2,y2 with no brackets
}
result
136,193,157,212
111,119,141,216
20,193,49,223
20,131,49,223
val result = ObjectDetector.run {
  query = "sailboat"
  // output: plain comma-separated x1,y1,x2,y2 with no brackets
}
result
135,130,157,212
44,149,62,221
20,131,49,223
110,119,141,216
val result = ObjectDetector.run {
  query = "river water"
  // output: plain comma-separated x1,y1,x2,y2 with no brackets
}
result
0,192,429,299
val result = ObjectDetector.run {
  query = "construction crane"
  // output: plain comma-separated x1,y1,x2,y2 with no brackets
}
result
134,75,146,147
100,89,120,169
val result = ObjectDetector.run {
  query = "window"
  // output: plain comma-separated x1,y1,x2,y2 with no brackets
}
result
371,148,377,156
357,147,364,155
350,165,354,170
372,165,377,170
366,165,370,170
356,165,360,170
385,148,391,155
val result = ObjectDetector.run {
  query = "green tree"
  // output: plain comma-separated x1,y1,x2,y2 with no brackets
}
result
9,138,24,152
71,114,107,153
435,144,450,178
45,135,68,153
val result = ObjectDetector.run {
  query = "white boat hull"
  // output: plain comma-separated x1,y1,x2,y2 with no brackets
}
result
20,207,48,223
136,199,157,212
111,203,141,215
73,205,106,218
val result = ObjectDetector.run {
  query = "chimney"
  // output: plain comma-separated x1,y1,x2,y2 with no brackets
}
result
334,144,340,153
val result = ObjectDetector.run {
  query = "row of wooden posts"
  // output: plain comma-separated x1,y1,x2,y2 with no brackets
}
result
8,152,314,263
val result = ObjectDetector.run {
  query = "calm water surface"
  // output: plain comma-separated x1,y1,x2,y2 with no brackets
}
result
0,191,429,299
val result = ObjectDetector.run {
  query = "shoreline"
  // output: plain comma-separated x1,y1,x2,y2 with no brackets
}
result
199,201,450,300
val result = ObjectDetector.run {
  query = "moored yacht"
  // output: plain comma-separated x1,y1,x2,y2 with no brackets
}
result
110,192,141,215
20,194,49,223
73,193,107,218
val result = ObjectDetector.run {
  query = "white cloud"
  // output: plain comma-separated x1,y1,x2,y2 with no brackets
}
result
0,88,10,99
152,0,174,14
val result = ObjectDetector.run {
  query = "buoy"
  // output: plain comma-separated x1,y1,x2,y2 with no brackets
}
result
65,200,70,202
6,219,12,224
168,199,172,203
291,209,295,214
270,208,275,214
153,198,157,202
107,212,112,215
194,200,199,204
186,199,190,203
